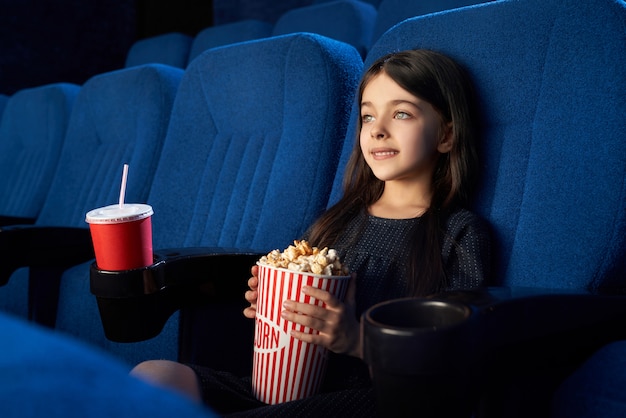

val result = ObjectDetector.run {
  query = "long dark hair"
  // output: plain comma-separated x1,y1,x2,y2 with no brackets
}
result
308,49,479,296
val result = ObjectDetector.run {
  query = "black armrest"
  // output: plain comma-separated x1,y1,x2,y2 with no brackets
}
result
90,247,264,343
432,287,626,365
362,287,626,417
0,225,94,285
0,215,36,227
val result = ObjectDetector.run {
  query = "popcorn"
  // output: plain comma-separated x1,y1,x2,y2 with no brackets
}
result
258,240,348,276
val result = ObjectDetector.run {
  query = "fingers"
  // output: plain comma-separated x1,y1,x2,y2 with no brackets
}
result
298,286,340,307
298,275,356,308
244,288,257,304
279,285,342,327
280,292,335,333
243,265,259,319
244,272,259,308
281,299,357,355
282,299,327,319
280,304,328,337
243,285,257,319
248,265,259,289
289,329,323,345
247,275,258,290
243,306,256,319
280,276,360,356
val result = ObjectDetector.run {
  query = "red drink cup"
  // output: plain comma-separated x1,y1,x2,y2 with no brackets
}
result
85,203,154,271
252,262,350,404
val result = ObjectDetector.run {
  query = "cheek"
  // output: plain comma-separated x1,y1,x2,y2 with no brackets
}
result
422,125,443,153
359,129,369,153
404,127,437,155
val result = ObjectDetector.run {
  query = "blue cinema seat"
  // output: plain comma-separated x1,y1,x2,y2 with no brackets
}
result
314,0,382,7
0,83,80,225
272,0,377,57
347,0,626,416
125,32,193,69
334,0,626,292
56,33,362,369
551,340,626,418
371,0,492,48
0,93,8,119
187,19,273,63
0,64,182,323
0,312,216,418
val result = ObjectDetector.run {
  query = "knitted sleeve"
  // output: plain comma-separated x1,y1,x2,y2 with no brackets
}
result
442,209,492,291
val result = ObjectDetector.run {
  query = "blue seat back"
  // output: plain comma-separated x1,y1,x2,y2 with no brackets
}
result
272,0,377,57
50,64,183,365
188,20,273,63
36,64,183,228
0,94,8,119
150,33,362,252
331,0,626,291
125,33,193,69
0,83,79,219
1,66,181,322
314,0,381,7
372,0,492,47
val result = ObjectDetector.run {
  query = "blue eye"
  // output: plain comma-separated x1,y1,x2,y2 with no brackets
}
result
361,114,374,123
394,111,411,120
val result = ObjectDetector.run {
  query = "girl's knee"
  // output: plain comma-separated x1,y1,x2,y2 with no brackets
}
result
131,359,176,377
130,360,202,402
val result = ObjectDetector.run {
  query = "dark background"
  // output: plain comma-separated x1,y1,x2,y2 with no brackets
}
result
0,0,313,95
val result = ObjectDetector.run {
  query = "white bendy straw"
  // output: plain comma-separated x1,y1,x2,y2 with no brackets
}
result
118,164,129,208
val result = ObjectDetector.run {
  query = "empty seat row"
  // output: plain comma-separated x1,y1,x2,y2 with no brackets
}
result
125,0,490,68
0,64,184,322
0,33,363,369
0,84,80,225
125,0,374,67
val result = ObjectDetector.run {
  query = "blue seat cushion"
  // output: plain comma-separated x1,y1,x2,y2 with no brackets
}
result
551,341,626,418
0,312,215,418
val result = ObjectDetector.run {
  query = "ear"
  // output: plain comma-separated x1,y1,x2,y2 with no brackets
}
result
437,122,454,154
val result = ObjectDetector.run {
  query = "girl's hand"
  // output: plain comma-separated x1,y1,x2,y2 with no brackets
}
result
281,274,361,358
243,265,259,319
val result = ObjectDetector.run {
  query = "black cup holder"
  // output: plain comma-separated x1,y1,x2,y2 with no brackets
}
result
89,248,262,343
363,298,473,371
362,297,475,417
89,255,180,343
365,297,470,330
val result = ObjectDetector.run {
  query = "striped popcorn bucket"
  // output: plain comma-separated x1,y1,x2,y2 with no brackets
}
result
252,262,350,404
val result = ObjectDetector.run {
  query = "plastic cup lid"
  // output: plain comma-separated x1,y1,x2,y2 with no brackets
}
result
85,203,153,224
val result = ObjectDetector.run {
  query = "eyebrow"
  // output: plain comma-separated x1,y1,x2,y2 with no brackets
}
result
360,99,422,108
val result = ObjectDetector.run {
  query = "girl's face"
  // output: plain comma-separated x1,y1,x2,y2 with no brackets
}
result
359,72,452,185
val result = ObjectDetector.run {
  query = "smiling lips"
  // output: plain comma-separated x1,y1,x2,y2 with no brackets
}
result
371,148,399,160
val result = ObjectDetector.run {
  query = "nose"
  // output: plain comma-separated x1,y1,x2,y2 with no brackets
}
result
370,120,387,140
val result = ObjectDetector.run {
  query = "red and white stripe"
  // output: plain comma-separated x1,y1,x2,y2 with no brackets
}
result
252,264,349,404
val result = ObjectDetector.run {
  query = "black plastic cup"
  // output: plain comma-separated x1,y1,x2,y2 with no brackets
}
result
362,298,474,417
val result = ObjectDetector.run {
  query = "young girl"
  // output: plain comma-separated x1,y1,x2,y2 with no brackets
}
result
131,49,491,416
